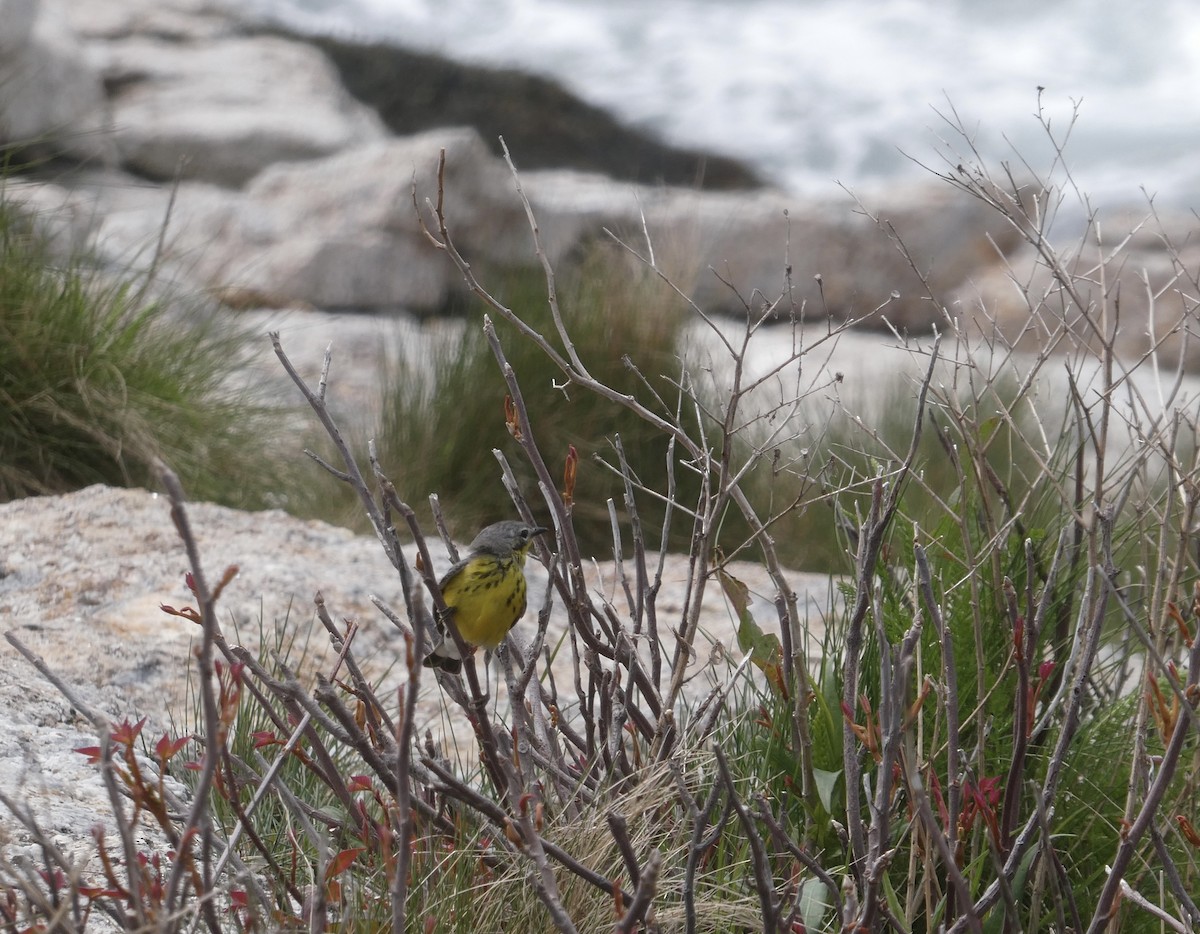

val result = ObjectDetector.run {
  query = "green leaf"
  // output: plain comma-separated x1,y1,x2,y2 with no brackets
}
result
719,565,786,696
982,841,1039,934
880,870,911,933
796,878,837,931
812,767,842,814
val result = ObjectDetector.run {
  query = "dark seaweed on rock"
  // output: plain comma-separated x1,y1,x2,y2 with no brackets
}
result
296,31,764,191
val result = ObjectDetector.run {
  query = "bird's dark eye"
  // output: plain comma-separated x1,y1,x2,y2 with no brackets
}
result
519,528,531,542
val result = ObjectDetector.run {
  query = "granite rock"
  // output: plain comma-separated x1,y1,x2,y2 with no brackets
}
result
2,0,1192,357
0,485,834,856
0,0,115,165
97,33,387,186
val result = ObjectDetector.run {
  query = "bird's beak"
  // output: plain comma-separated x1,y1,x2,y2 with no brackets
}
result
532,526,550,537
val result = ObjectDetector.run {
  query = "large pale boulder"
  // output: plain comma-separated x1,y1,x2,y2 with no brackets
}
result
0,0,115,164
0,179,100,257
950,206,1200,371
0,486,411,725
0,485,409,866
0,0,36,51
88,171,245,274
64,0,243,42
98,33,387,186
4,130,544,313
161,128,528,310
43,137,1036,327
523,172,1028,330
0,485,831,861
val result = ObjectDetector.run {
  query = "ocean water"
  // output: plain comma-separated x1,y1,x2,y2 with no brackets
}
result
243,0,1200,210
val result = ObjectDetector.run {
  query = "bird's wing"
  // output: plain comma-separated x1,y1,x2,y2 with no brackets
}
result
431,554,475,634
437,553,475,591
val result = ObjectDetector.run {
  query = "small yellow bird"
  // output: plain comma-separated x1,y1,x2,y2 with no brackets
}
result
423,520,547,673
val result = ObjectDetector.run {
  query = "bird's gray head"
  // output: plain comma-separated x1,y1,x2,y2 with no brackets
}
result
467,520,547,557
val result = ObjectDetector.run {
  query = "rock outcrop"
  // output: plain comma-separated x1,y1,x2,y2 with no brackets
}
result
0,485,834,856
98,33,388,186
303,32,763,191
3,0,1057,331
0,0,115,166
951,208,1200,372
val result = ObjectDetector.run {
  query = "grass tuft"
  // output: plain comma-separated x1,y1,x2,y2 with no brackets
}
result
0,190,286,508
374,242,701,551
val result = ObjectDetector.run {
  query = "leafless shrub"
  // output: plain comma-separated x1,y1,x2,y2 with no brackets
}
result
4,101,1199,933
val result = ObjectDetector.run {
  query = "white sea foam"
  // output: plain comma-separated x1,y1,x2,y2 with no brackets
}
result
244,0,1200,208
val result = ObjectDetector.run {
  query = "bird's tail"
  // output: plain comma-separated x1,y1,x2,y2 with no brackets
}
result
422,639,463,673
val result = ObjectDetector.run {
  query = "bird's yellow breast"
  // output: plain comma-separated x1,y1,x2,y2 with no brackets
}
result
440,553,528,649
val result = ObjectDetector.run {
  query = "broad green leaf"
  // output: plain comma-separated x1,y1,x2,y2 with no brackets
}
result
796,878,836,931
812,767,842,814
719,565,786,696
